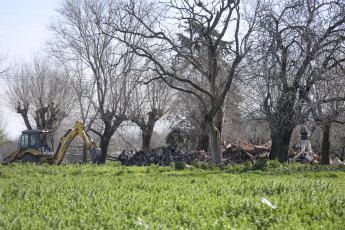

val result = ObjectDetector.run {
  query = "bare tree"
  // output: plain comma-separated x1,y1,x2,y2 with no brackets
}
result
130,78,173,149
107,0,259,164
49,0,143,163
64,59,99,162
7,56,75,130
311,65,345,164
252,0,345,162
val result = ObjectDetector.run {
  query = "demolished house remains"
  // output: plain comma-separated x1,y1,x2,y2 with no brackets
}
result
108,140,345,166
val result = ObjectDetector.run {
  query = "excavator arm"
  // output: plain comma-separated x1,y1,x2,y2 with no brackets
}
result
2,149,20,164
54,121,101,165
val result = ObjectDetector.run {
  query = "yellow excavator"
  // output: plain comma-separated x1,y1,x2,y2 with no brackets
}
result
2,121,101,165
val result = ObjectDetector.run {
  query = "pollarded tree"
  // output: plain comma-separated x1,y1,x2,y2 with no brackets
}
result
253,0,345,162
7,56,75,130
129,79,173,149
49,0,144,163
107,0,260,164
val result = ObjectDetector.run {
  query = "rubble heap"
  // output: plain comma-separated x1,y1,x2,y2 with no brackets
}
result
222,140,272,164
112,140,343,166
118,141,272,166
122,147,212,166
289,150,321,164
222,140,325,164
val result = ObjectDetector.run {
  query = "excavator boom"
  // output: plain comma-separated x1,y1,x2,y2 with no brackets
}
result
55,121,101,164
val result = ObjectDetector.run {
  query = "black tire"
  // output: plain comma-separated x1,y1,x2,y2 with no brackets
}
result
22,154,39,164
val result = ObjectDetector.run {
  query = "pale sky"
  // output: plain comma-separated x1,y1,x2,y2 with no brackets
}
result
0,0,59,139
0,0,58,59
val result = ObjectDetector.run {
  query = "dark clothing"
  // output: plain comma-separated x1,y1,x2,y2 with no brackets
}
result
119,153,128,162
300,128,310,140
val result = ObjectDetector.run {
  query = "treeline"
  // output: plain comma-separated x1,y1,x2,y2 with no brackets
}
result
1,0,344,164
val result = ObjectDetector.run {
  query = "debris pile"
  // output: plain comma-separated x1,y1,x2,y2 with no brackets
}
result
330,157,345,166
115,140,274,166
222,140,272,164
116,140,273,165
222,140,330,165
292,151,321,164
121,147,212,166
110,140,344,166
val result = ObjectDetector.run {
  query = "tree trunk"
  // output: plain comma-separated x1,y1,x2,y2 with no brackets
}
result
82,145,87,163
22,113,33,130
35,107,49,129
98,123,117,164
142,128,153,149
98,118,124,164
99,134,111,164
135,109,162,149
204,105,224,164
207,120,222,164
97,111,125,164
197,120,209,151
321,122,331,165
198,131,209,152
269,128,294,162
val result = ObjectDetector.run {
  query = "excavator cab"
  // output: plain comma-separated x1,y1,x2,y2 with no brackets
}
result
20,130,54,152
19,130,54,157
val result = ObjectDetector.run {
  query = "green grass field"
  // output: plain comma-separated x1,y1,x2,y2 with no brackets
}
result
1,161,344,229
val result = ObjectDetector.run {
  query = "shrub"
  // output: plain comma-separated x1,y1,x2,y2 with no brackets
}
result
191,160,201,168
175,161,186,170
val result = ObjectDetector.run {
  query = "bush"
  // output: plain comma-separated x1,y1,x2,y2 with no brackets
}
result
191,160,201,168
251,159,268,171
175,161,186,170
169,162,175,169
201,162,208,170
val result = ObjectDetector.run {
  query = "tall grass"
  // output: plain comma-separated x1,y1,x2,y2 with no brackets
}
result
0,161,344,229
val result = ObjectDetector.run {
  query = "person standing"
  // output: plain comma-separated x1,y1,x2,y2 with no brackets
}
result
118,150,128,163
294,125,312,159
128,150,135,160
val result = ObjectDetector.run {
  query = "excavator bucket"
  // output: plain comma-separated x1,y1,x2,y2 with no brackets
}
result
89,147,102,164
